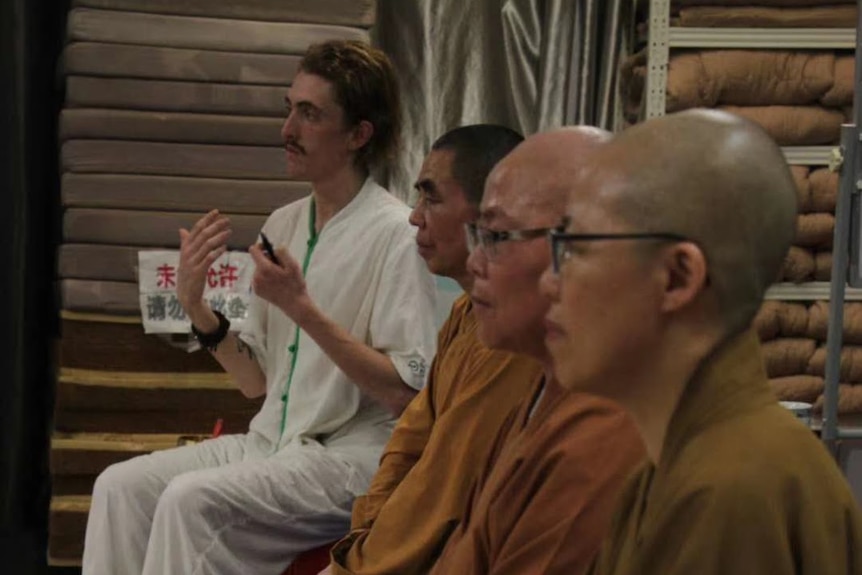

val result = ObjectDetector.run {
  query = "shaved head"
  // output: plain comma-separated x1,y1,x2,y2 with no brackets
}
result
469,125,611,360
482,126,612,229
588,109,797,332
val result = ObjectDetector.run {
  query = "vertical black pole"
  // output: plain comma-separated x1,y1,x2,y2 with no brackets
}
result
0,0,66,572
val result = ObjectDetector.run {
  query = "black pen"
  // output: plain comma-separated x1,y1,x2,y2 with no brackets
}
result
259,232,280,264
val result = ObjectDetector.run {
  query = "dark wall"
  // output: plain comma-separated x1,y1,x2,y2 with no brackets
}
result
0,0,69,572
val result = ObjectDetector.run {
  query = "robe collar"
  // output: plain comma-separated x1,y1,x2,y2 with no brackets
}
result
659,328,776,470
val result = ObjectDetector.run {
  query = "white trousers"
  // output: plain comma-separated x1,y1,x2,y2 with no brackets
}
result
82,434,368,575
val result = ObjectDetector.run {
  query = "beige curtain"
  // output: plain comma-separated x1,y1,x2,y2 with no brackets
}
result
374,0,633,198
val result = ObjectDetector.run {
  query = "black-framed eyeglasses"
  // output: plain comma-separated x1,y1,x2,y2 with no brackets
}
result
465,222,552,260
549,228,691,274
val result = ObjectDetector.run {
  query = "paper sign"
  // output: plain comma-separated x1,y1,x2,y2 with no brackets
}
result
138,250,254,334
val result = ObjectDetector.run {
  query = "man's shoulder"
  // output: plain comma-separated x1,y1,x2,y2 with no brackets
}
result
365,184,412,222
267,195,311,226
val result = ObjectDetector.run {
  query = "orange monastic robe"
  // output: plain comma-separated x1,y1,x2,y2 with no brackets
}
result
589,330,862,575
428,379,646,575
330,294,543,574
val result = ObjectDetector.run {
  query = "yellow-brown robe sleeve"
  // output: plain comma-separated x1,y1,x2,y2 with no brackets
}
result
330,294,544,575
348,296,464,529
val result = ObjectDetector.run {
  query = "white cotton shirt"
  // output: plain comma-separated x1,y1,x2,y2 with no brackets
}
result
239,178,438,462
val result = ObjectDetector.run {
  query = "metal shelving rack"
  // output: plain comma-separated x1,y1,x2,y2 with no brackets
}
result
767,283,862,301
646,0,862,448
646,0,855,118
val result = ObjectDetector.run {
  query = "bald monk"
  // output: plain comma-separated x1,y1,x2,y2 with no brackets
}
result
427,128,645,575
324,124,544,575
542,109,862,575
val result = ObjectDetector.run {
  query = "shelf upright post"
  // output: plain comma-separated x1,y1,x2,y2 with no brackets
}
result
646,0,670,119
823,0,862,451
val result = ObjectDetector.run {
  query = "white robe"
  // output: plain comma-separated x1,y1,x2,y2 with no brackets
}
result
82,178,438,575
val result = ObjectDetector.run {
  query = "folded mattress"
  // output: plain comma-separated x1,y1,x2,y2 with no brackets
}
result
676,5,857,27
63,42,301,86
718,105,844,145
61,279,140,315
68,8,368,53
60,109,284,147
62,140,289,180
62,173,309,214
674,0,856,7
71,0,376,28
62,208,266,248
58,244,143,282
66,76,286,117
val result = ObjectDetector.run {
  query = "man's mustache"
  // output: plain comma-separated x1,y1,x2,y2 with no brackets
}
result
284,138,306,155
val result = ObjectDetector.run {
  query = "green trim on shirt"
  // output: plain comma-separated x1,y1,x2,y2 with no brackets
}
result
278,198,320,443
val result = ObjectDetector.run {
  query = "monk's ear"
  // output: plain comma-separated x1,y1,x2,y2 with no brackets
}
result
658,242,709,314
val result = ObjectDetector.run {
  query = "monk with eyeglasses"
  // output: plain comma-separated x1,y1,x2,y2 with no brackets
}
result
543,110,862,575
427,126,644,575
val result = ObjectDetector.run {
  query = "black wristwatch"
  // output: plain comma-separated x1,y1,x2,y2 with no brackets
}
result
191,310,231,352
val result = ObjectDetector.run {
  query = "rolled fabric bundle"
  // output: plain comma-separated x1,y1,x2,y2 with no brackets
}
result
71,0,377,28
814,251,832,281
806,301,862,344
66,8,370,54
620,50,646,122
769,375,824,404
761,337,817,378
674,0,857,7
795,213,834,249
753,301,782,341
809,168,838,213
790,165,813,213
677,6,857,28
807,345,862,383
665,51,834,111
822,55,856,108
754,301,783,341
719,105,843,146
780,245,815,282
63,42,302,86
813,384,862,414
777,301,810,336
753,301,810,341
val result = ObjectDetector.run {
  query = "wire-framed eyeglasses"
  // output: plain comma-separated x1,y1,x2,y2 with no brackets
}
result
465,222,554,260
549,228,690,274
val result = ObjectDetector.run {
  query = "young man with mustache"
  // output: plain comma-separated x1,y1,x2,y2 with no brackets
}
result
82,40,438,575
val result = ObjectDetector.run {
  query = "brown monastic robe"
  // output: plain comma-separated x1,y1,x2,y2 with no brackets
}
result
329,294,544,574
428,379,646,575
590,330,862,575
